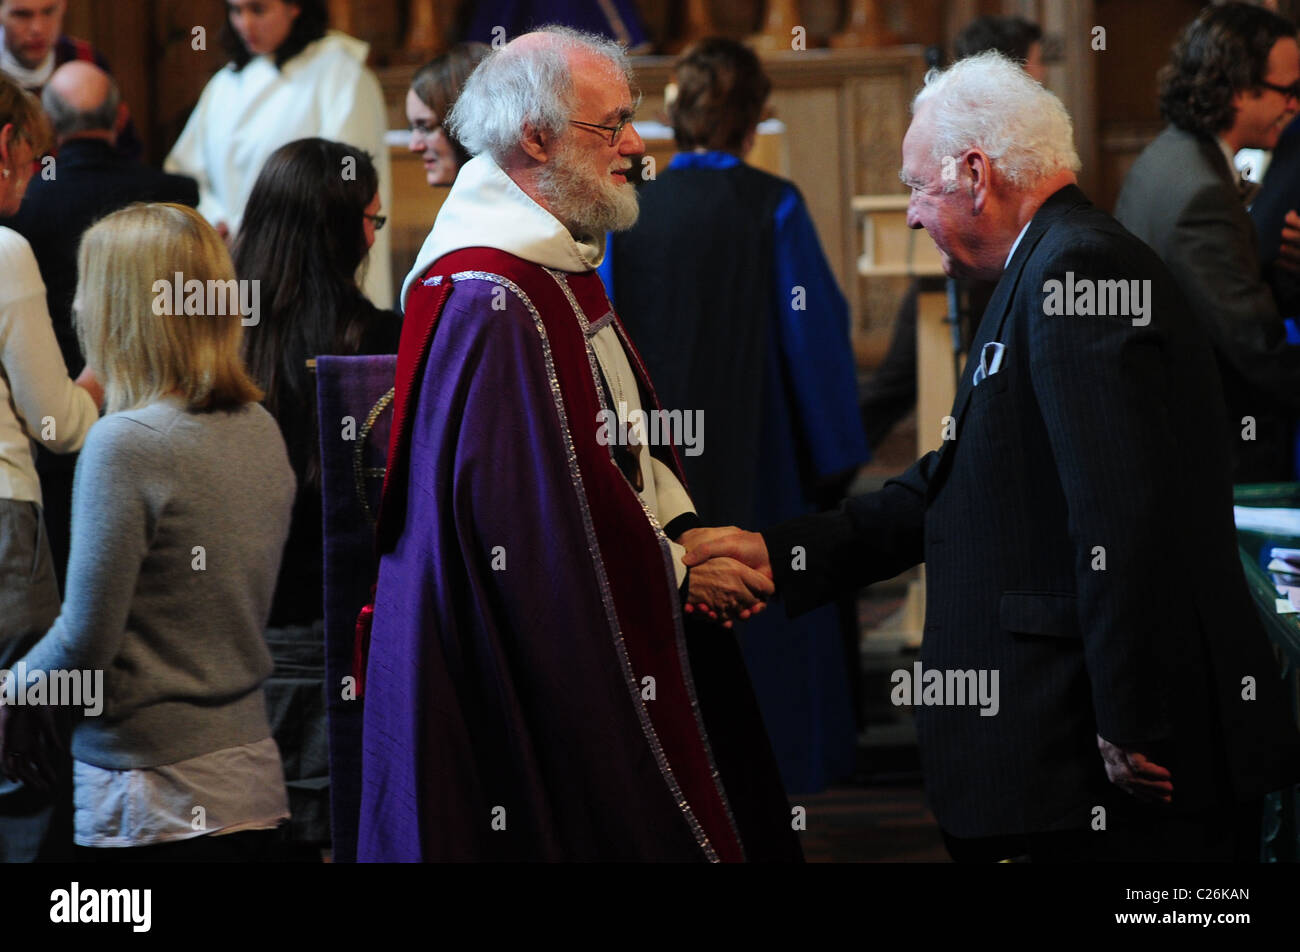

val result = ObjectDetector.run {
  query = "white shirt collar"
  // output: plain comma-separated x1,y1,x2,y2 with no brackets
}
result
401,152,605,310
1004,220,1031,270
0,27,55,89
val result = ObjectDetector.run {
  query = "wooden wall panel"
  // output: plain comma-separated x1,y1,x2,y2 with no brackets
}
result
64,0,161,159
152,0,229,164
850,65,921,351
1086,0,1203,212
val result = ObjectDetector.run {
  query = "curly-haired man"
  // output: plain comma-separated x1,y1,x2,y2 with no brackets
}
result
1117,1,1300,482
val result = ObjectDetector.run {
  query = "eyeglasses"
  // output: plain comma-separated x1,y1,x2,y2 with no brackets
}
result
569,116,633,146
364,213,387,231
1260,80,1300,102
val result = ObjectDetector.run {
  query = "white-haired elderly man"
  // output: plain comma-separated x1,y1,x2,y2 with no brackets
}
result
356,26,800,862
686,51,1300,862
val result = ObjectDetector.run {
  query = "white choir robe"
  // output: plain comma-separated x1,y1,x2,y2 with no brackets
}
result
165,31,394,308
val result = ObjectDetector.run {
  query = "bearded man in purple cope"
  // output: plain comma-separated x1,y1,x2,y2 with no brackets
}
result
357,26,801,862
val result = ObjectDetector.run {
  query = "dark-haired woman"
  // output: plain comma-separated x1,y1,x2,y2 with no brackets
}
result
235,136,398,641
405,43,489,187
165,0,392,305
233,137,398,855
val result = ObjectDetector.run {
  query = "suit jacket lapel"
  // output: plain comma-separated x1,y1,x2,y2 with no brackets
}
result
926,185,1092,499
1190,130,1261,216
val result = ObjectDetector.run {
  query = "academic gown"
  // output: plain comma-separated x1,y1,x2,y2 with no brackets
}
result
602,152,870,793
357,154,800,862
164,31,393,307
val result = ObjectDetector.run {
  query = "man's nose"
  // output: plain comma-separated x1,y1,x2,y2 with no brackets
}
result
906,197,922,229
622,123,645,155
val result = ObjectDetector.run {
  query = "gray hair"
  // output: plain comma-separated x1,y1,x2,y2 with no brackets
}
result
913,51,1080,191
447,25,632,164
41,76,121,140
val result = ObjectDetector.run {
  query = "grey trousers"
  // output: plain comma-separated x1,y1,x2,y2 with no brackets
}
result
0,499,67,862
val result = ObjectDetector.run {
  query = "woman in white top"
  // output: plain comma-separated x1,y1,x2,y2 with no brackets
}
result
164,0,393,306
0,73,100,862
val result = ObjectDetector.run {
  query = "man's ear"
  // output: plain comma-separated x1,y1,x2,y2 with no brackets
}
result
519,124,550,164
965,149,992,213
0,123,13,168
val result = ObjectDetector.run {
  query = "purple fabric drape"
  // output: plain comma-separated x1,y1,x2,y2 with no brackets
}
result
317,354,397,863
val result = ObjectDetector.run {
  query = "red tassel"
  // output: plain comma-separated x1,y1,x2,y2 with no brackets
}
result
353,587,376,699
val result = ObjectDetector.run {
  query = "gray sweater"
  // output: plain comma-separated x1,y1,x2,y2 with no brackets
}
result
21,398,295,768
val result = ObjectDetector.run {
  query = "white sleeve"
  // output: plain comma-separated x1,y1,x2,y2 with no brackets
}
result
0,293,98,452
650,457,695,589
0,241,97,453
164,77,228,227
650,456,694,526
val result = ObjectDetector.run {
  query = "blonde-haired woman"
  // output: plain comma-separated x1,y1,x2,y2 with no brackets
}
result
0,203,296,861
0,74,101,861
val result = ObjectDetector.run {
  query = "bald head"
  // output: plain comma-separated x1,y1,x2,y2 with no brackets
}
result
502,29,625,98
503,30,559,56
48,61,110,112
42,61,120,144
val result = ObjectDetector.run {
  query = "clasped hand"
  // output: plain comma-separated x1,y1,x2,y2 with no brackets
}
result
677,527,774,629
0,698,63,793
1096,734,1173,804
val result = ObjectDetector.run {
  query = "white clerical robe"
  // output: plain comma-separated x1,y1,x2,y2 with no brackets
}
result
165,31,394,307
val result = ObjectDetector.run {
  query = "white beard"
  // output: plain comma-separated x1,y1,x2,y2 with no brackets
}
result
538,138,640,235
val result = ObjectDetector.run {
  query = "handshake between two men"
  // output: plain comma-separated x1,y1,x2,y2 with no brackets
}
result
677,527,770,629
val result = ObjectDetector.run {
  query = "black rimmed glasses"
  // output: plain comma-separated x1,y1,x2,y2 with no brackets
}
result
569,116,633,146
364,213,388,231
1261,80,1300,101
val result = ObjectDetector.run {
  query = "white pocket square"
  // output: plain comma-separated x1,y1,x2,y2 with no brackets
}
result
972,341,1005,387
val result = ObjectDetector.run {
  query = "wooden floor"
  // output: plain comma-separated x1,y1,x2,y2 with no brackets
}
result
798,784,951,863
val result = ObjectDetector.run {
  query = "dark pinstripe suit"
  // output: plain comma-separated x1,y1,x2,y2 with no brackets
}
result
764,186,1300,842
